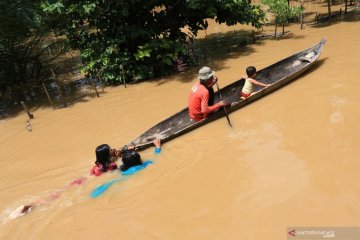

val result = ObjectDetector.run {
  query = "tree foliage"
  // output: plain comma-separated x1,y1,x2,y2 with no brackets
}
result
42,0,265,84
0,0,66,92
261,0,303,35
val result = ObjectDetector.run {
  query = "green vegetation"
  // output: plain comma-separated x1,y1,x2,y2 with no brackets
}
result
41,0,265,84
0,0,66,92
261,0,303,36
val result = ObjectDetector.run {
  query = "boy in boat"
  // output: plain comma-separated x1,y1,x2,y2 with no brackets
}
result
240,66,270,99
188,66,227,122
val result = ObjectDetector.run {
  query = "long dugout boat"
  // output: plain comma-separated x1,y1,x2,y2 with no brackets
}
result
129,39,326,150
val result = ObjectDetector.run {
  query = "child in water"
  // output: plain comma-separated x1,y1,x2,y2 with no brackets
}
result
240,66,270,99
9,139,162,219
120,139,161,174
90,144,122,176
91,139,161,176
8,177,86,220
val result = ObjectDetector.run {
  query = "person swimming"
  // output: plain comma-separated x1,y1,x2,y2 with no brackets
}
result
89,139,162,198
91,144,119,176
91,138,161,176
8,177,86,220
120,138,161,174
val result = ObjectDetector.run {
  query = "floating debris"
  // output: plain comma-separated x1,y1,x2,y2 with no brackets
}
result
26,120,32,132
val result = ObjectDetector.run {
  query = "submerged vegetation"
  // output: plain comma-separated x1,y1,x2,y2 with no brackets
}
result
0,0,357,113
41,0,265,84
0,0,267,108
0,0,67,92
261,0,304,35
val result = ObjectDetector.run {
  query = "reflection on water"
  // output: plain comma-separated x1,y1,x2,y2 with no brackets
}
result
329,95,346,124
1,8,360,240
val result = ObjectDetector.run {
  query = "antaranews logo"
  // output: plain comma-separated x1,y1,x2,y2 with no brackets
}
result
287,227,360,240
288,229,296,237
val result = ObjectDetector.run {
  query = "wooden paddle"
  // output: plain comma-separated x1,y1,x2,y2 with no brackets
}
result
215,82,233,127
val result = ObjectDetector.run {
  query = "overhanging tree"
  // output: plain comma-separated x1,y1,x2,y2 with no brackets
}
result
42,0,266,84
0,0,67,94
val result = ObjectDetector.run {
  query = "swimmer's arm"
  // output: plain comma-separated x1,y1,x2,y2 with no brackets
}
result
153,139,161,154
117,139,161,159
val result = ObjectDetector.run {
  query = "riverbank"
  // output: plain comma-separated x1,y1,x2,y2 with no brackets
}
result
1,5,359,240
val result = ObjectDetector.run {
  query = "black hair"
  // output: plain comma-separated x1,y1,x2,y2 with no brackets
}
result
95,144,111,172
246,66,257,77
120,150,142,171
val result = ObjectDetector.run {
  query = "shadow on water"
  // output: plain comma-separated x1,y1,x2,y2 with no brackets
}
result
153,27,314,85
0,78,107,120
174,43,259,84
273,32,306,40
1,27,313,119
310,8,360,28
150,29,268,85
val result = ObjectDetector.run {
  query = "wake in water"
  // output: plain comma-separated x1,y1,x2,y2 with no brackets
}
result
4,177,86,222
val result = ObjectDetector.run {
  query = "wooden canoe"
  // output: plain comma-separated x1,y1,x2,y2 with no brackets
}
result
129,39,326,150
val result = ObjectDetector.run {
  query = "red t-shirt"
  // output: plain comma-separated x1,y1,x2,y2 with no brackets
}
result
90,162,118,176
188,83,221,121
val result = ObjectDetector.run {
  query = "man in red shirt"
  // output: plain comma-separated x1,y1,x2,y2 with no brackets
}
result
188,66,226,121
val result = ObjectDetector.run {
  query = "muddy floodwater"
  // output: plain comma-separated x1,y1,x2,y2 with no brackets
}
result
1,5,360,240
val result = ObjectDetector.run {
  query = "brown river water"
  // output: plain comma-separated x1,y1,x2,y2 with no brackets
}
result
1,5,360,240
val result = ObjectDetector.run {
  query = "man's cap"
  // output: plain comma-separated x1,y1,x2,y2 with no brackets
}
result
198,66,214,81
